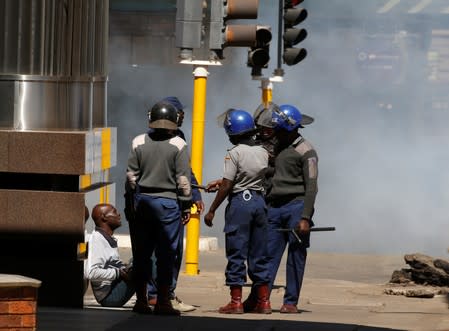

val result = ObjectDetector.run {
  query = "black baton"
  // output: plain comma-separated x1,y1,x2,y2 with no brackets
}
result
276,226,336,244
276,226,336,232
191,183,207,190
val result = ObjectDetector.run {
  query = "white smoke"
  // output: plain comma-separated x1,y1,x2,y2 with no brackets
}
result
108,0,449,257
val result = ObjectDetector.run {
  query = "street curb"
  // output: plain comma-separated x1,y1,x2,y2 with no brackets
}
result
114,234,219,251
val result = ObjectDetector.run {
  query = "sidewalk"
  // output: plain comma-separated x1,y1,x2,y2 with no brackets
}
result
38,247,449,331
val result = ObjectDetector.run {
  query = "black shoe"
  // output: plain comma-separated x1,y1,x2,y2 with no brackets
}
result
132,301,153,314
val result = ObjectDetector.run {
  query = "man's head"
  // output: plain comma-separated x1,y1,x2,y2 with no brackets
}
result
253,102,280,141
223,109,255,136
162,96,185,127
271,104,313,132
222,109,256,145
91,204,122,232
148,101,179,131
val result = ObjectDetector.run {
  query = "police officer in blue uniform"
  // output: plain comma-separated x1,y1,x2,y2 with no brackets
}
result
204,109,272,314
145,96,200,312
126,101,192,315
265,104,317,314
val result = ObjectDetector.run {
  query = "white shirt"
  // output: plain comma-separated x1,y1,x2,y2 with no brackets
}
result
85,228,123,301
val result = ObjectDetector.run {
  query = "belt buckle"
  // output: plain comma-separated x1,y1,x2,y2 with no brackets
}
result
242,189,252,201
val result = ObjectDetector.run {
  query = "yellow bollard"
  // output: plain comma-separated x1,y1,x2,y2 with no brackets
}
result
186,205,200,275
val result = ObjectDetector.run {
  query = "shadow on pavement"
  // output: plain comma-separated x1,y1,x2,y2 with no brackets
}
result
38,307,403,331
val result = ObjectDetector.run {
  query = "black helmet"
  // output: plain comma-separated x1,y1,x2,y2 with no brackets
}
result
148,101,178,130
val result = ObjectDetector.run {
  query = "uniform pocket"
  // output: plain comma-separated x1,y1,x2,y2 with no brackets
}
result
158,198,180,224
223,223,239,234
160,199,178,209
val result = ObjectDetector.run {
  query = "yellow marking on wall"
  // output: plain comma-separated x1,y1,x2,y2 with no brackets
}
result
99,184,110,204
105,185,110,203
80,174,91,189
100,186,105,203
77,242,88,260
101,128,111,170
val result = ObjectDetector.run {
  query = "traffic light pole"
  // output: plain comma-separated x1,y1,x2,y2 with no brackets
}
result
185,65,209,276
274,0,284,77
261,78,273,106
178,0,267,276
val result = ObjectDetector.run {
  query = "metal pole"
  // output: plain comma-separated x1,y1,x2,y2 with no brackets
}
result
274,0,284,77
185,65,209,275
261,78,273,106
277,0,283,69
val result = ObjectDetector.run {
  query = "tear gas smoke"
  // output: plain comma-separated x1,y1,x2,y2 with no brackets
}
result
107,0,449,256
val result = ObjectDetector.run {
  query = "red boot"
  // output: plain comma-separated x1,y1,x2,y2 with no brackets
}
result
254,284,272,314
219,286,244,314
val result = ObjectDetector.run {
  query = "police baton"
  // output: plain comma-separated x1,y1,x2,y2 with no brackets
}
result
191,183,207,190
276,226,336,244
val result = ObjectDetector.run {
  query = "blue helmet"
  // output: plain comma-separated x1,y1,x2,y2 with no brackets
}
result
223,109,256,136
271,104,314,131
162,96,184,112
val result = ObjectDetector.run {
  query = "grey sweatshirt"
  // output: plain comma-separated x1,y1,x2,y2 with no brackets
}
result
126,132,192,211
267,136,318,220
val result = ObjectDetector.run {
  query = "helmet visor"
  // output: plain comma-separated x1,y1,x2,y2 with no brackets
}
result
216,109,232,128
253,102,279,128
149,119,178,130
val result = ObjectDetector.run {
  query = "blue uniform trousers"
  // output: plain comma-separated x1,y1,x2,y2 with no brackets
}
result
267,199,309,305
132,193,181,288
224,190,270,286
147,224,183,300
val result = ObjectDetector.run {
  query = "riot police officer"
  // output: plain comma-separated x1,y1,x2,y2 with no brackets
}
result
126,101,192,315
265,104,317,314
204,109,272,314
144,96,200,312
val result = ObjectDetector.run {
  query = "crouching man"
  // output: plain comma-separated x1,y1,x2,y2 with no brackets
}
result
85,203,135,307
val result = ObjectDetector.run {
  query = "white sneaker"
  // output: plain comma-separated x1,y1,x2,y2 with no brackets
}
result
170,296,196,312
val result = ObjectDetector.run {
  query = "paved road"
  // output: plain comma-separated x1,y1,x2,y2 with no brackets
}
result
38,249,449,331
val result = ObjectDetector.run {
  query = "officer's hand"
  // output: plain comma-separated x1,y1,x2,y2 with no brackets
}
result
205,179,222,193
204,211,215,227
295,219,311,236
195,200,205,214
181,211,191,225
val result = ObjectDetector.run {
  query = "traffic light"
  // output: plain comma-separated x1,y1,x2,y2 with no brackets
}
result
209,0,260,60
175,0,204,59
247,26,272,77
283,0,308,66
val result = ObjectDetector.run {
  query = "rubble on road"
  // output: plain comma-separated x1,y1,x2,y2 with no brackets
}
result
384,286,442,298
385,253,449,298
